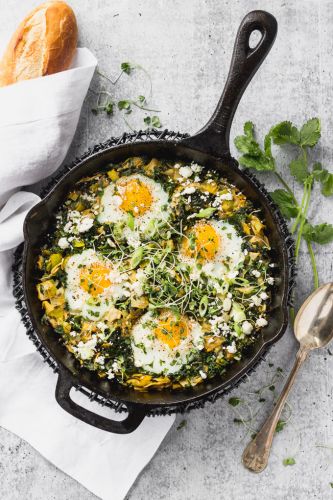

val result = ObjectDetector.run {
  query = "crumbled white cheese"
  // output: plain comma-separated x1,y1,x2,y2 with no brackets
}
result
107,370,115,380
220,192,233,201
70,331,77,337
74,336,97,360
182,186,196,195
260,292,268,300
191,163,203,173
95,355,105,366
252,270,261,278
223,297,232,311
226,341,237,354
58,237,70,249
199,370,207,379
267,277,274,285
256,317,268,328
77,217,94,233
227,292,232,299
242,321,253,335
112,361,120,372
179,166,193,178
251,295,262,306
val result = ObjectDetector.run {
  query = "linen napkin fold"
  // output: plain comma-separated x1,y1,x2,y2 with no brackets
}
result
0,47,175,500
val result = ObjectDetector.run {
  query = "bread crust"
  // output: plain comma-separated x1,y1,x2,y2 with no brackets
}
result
0,1,78,87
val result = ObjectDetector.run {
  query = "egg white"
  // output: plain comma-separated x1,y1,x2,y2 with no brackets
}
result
64,249,130,321
180,220,245,281
131,311,204,375
98,174,170,247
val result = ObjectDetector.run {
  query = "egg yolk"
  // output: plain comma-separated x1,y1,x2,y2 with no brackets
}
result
154,313,189,349
80,263,112,296
182,222,220,261
118,178,153,216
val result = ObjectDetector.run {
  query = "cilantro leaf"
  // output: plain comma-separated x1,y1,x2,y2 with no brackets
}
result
234,122,275,171
228,397,241,407
313,163,333,197
270,121,300,145
303,222,333,244
269,189,298,219
144,116,151,126
283,457,296,466
299,118,321,147
238,154,275,171
289,155,309,184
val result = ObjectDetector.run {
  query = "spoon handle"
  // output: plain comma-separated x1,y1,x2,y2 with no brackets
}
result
242,347,308,472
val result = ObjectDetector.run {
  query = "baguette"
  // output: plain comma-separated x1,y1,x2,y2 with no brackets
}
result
0,1,78,87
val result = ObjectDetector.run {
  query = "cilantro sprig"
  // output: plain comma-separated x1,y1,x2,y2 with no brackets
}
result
234,118,333,320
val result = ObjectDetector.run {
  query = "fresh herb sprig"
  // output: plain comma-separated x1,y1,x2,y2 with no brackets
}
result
91,62,162,129
234,118,333,319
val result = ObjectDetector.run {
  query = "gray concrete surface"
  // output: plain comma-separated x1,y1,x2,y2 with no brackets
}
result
1,0,333,499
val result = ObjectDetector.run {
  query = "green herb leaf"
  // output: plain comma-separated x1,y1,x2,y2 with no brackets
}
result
151,115,162,128
303,222,333,244
196,207,217,219
299,118,321,147
275,420,286,432
143,116,151,126
234,122,275,171
104,100,114,115
269,189,298,219
228,397,241,407
137,95,146,104
199,296,208,317
127,212,135,231
121,62,135,75
118,100,131,111
289,156,309,184
177,419,187,430
330,482,333,488
130,247,144,269
283,457,296,466
269,121,300,145
313,163,333,197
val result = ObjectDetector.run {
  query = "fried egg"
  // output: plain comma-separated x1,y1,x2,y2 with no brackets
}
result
180,220,244,280
98,174,170,246
131,310,204,374
64,249,130,321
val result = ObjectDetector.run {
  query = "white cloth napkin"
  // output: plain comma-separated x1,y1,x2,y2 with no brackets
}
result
0,48,175,500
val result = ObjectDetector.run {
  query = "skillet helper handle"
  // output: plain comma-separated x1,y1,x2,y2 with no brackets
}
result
55,368,146,434
181,10,277,156
242,347,309,472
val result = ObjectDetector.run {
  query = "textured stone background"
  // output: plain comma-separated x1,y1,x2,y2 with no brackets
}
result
1,0,333,499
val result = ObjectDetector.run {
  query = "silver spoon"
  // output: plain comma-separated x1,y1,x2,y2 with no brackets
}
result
242,282,333,473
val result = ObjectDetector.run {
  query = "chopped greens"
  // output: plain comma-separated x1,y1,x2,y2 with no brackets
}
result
36,158,273,392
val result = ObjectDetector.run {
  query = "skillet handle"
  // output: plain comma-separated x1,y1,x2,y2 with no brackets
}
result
181,10,277,157
55,368,146,434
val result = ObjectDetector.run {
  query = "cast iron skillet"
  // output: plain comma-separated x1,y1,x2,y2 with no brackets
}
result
23,10,288,434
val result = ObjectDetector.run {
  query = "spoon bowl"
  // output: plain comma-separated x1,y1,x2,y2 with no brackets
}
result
294,282,333,349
